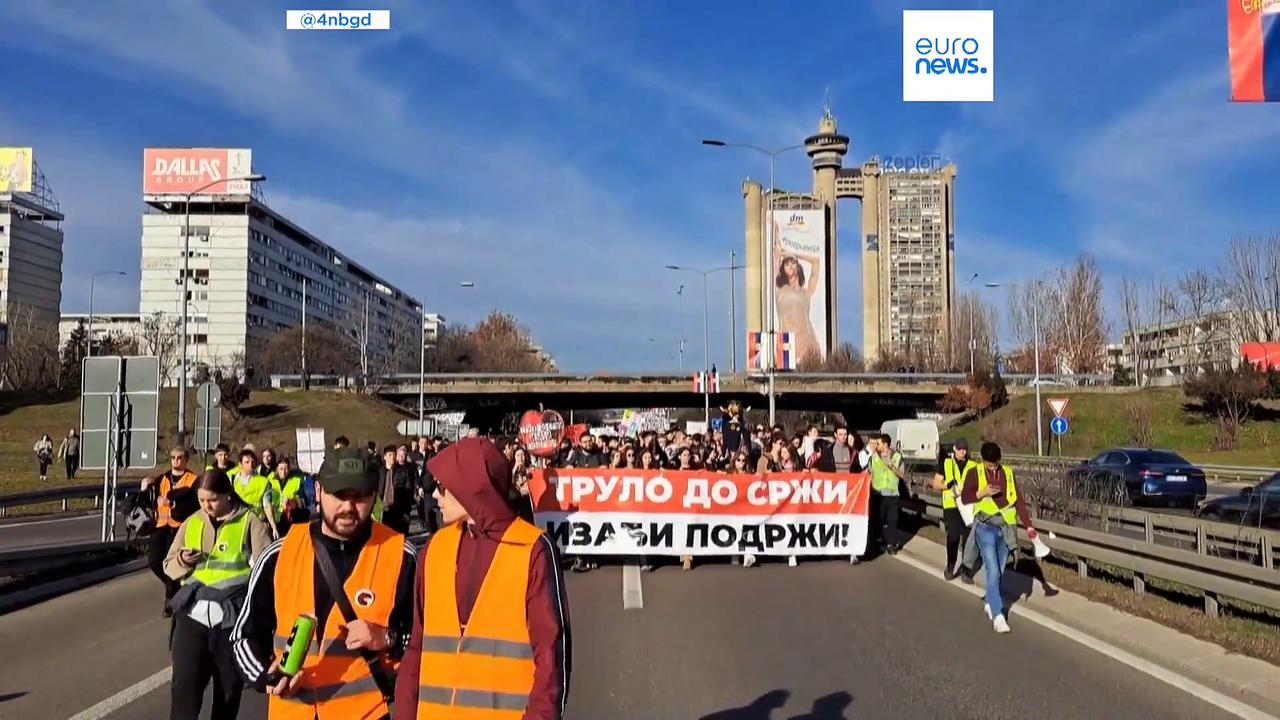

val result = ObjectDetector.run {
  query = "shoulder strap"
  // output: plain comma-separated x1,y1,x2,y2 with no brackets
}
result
309,531,397,705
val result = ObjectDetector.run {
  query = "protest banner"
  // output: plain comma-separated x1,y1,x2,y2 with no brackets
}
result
519,409,565,458
527,468,870,557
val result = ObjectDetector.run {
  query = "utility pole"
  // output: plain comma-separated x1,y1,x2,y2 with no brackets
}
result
730,249,738,373
300,276,308,389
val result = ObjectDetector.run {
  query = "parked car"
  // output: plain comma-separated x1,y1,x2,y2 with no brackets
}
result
1197,472,1280,529
1067,448,1207,509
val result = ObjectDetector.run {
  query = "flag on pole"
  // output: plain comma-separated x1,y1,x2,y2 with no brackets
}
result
692,371,720,393
1228,0,1280,101
747,332,763,370
775,332,796,371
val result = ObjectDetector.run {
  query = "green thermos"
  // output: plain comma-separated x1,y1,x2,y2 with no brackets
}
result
281,613,317,676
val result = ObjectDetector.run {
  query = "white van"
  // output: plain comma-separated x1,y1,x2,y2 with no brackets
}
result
879,419,940,466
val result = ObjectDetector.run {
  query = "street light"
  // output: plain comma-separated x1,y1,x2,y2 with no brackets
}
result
87,271,127,357
177,173,265,444
666,263,743,426
987,280,1043,456
676,284,686,372
968,272,979,376
703,139,807,427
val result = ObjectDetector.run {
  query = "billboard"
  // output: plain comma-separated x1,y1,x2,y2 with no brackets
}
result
1241,342,1280,370
770,209,828,361
0,147,33,193
142,148,253,196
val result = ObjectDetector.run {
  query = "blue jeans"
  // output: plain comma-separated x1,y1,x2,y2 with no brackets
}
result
975,522,1010,619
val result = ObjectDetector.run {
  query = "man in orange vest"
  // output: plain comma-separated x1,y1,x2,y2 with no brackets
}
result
141,446,198,617
393,437,571,720
230,446,418,719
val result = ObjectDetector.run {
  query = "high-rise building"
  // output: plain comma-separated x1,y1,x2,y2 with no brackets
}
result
838,159,957,363
0,148,63,382
139,148,421,384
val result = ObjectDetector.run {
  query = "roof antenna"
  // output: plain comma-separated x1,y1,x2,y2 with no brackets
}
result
823,86,834,120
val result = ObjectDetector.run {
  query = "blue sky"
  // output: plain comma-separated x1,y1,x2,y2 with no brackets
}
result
1,0,1277,372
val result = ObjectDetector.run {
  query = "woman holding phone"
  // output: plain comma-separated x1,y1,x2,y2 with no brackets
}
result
164,469,273,720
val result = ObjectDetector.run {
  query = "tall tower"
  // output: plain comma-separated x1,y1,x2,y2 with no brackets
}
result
804,104,848,350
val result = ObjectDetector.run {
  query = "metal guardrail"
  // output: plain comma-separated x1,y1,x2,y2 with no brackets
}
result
0,540,133,578
0,483,114,517
272,372,1112,387
1006,453,1278,484
906,492,1280,617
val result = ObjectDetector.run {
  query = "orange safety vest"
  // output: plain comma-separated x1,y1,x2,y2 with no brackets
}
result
156,470,198,529
416,519,541,719
269,522,405,720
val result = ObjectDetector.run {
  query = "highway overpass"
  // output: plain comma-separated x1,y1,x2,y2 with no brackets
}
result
271,372,1115,428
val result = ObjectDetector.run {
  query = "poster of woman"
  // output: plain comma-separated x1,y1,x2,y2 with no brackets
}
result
771,209,828,362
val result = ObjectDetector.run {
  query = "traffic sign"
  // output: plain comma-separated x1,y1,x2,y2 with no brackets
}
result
397,419,435,436
196,381,221,408
1047,397,1069,417
1050,416,1069,435
80,356,160,470
195,406,222,453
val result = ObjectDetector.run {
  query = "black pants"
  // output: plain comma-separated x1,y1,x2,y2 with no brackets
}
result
877,494,901,550
65,454,79,479
38,457,51,477
148,526,180,603
169,613,243,720
417,496,440,534
943,507,969,572
383,488,415,534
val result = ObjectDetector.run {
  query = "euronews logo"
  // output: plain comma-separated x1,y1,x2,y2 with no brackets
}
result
902,10,993,102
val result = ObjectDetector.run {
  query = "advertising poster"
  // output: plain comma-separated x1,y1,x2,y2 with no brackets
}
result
528,468,870,557
770,209,828,361
0,147,33,193
143,147,254,196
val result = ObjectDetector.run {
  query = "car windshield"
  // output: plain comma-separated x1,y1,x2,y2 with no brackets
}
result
1129,450,1189,465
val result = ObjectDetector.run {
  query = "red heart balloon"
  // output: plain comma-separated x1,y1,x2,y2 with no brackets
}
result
519,409,565,457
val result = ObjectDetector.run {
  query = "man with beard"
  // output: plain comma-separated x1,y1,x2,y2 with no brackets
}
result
231,447,417,719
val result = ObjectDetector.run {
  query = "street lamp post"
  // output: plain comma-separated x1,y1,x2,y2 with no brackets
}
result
703,139,806,427
177,173,265,444
987,280,1043,456
417,306,426,430
677,284,686,372
87,271,127,358
968,272,979,376
667,263,742,426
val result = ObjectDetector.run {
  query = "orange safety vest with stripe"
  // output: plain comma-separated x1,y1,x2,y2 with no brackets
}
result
156,470,198,529
269,522,405,720
416,519,542,719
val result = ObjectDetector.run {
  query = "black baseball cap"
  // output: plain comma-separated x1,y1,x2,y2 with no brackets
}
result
317,448,378,495
953,438,969,450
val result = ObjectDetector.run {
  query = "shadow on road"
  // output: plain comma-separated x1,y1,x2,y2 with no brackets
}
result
698,690,854,720
0,692,28,703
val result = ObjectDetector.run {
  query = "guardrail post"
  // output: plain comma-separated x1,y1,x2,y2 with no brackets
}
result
1263,534,1275,572
1196,525,1207,555
94,496,99,509
61,498,68,512
0,505,5,518
1144,515,1154,544
1204,592,1220,619
1077,558,1088,579
1133,573,1146,596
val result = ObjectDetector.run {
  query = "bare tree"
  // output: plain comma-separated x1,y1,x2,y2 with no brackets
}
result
1007,280,1055,367
1,303,59,390
136,311,182,385
1120,276,1147,386
1176,268,1225,371
950,292,999,373
1046,254,1108,374
1220,234,1280,344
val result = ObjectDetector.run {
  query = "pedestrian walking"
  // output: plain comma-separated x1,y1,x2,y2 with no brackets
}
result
868,433,905,556
142,447,199,617
232,449,280,540
34,434,54,481
960,441,1040,634
164,469,272,720
58,429,81,479
231,446,417,719
932,438,975,581
394,437,571,719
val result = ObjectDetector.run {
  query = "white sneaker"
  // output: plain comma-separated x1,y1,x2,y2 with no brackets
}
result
743,554,757,568
788,556,798,567
993,616,1011,634
984,603,993,620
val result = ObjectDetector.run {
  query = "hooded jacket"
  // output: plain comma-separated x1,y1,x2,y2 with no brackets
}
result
394,438,571,719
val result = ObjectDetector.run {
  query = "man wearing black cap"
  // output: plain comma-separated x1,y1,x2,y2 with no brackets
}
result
231,447,418,719
932,438,975,581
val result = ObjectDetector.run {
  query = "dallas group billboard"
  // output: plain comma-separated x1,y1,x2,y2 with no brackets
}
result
142,148,253,196
770,209,828,361
0,147,33,193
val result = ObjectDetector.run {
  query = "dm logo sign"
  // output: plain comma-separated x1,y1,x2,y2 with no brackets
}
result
902,10,994,102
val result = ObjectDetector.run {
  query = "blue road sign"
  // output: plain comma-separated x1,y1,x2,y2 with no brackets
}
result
1050,415,1069,436
711,417,723,430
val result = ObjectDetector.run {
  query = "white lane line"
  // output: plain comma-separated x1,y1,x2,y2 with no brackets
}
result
891,552,1279,720
0,515,98,530
622,562,644,610
66,666,171,720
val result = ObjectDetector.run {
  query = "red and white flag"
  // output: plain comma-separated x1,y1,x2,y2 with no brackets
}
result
692,371,720,393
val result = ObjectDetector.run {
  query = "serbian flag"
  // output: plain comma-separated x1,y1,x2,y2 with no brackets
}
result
1228,0,1280,101
692,371,720,393
775,332,796,371
746,331,763,370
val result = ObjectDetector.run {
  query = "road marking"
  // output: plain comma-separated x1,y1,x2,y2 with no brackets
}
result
622,562,644,610
66,666,171,720
891,552,1279,720
0,515,98,530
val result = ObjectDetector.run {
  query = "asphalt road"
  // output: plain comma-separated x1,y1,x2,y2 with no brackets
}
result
0,513,124,551
0,553,1244,720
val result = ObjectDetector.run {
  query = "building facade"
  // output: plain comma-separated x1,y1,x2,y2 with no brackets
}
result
1117,311,1246,385
139,186,421,383
59,313,143,355
0,151,63,383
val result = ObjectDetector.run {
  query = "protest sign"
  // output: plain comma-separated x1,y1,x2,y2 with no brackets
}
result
519,409,565,458
527,468,869,557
